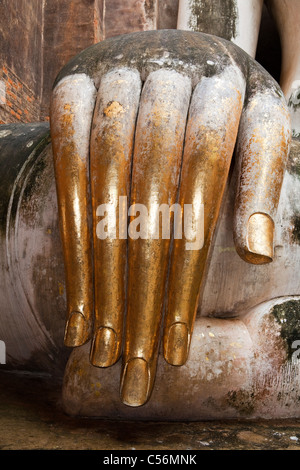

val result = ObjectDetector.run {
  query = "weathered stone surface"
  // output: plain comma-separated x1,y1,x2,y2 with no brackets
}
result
0,0,43,98
0,0,283,125
61,297,300,420
0,123,68,373
0,0,105,123
42,0,104,119
54,29,251,88
157,0,179,29
1,370,300,450
178,0,238,40
0,0,43,123
104,0,157,39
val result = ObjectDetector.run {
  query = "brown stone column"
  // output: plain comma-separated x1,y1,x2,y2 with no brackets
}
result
157,0,179,30
41,0,105,120
104,0,158,38
0,0,43,124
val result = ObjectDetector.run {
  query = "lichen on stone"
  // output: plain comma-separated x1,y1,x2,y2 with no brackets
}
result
188,0,237,41
291,215,300,244
271,300,300,361
226,388,255,416
287,140,300,175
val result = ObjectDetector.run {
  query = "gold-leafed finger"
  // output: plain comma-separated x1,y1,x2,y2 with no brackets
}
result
50,74,97,347
163,67,246,366
233,68,291,265
121,70,192,406
90,69,142,367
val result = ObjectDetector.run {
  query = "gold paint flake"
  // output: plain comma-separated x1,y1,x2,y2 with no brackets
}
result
104,101,124,118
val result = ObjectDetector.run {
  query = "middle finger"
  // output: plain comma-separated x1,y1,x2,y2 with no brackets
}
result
120,69,192,407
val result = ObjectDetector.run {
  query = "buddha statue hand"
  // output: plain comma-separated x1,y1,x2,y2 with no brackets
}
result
50,30,291,407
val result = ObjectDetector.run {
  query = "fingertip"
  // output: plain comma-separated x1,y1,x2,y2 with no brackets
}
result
64,311,92,347
238,212,274,265
90,327,121,368
164,322,190,366
120,358,151,407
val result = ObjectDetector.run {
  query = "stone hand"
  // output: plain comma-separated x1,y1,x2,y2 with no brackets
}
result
50,30,291,407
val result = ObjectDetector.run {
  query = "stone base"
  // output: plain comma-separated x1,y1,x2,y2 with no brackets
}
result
62,296,300,420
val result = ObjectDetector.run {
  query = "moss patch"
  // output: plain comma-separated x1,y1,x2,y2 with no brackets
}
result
292,215,300,244
286,140,300,175
226,389,255,416
288,93,300,111
271,300,300,361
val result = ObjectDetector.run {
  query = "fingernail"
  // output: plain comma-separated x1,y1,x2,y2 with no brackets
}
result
164,322,190,366
64,311,90,347
120,358,150,407
247,213,274,264
90,327,119,367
